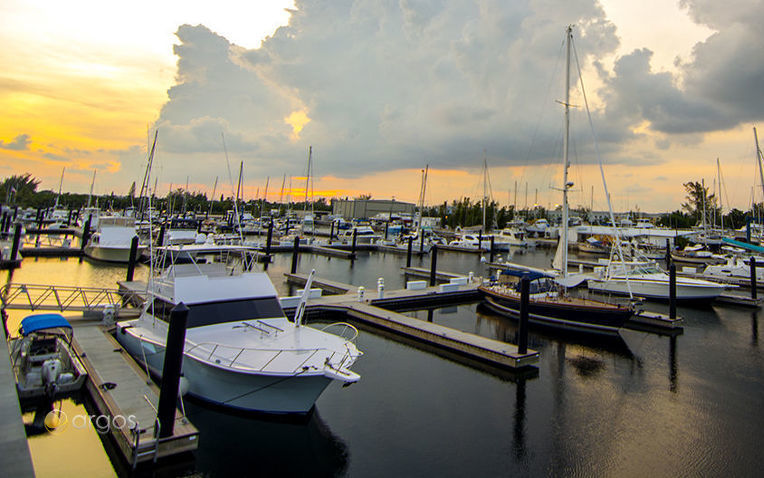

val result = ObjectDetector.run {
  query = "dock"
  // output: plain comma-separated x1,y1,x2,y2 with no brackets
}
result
400,266,464,281
70,322,198,467
284,272,538,370
0,340,35,477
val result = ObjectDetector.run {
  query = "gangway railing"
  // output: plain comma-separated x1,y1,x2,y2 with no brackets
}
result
0,283,140,312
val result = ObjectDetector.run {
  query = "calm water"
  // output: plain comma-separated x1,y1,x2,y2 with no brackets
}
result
4,247,763,477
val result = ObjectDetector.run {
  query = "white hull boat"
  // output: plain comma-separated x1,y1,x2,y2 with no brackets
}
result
115,245,361,414
587,262,728,300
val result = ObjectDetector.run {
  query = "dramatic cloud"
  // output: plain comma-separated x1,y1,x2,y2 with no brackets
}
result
151,0,764,187
602,0,764,135
0,134,31,150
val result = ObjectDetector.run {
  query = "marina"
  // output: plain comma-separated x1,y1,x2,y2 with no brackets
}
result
1,240,763,476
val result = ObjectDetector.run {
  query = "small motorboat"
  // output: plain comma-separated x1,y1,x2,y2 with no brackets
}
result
8,313,87,402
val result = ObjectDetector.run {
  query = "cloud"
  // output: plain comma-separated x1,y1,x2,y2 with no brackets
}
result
0,134,31,150
149,0,764,188
601,0,764,135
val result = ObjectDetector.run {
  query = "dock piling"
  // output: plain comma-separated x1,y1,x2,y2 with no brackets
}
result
329,221,335,244
157,303,189,438
291,235,300,274
429,245,438,286
80,215,92,259
489,236,495,262
126,236,139,282
266,221,274,254
751,257,757,300
669,262,677,320
157,223,165,247
406,236,413,268
518,276,530,354
351,228,358,258
10,223,22,262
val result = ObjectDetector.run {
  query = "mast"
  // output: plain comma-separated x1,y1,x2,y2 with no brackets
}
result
208,176,218,217
560,25,573,280
86,169,96,208
417,165,429,231
54,167,65,209
304,146,312,213
755,127,764,206
717,158,723,231
482,151,488,232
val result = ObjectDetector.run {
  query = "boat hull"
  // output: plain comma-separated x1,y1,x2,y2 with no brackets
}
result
116,326,333,414
84,245,145,263
478,286,631,336
586,277,725,300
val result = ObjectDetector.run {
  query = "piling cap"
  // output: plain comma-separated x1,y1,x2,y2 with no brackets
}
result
171,302,190,314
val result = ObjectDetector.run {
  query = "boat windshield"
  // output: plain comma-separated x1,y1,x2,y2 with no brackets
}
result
151,297,286,327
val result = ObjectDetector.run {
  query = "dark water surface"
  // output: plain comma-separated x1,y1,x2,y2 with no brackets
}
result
4,248,763,477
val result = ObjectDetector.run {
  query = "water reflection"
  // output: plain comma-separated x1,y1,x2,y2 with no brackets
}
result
669,335,679,393
512,377,527,461
752,312,759,346
184,402,349,478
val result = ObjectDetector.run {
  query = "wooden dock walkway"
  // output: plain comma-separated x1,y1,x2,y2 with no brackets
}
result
284,272,538,370
71,322,198,467
0,340,35,477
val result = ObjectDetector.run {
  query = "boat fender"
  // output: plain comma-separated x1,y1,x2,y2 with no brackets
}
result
179,376,189,397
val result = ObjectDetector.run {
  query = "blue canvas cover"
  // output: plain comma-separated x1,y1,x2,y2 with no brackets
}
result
498,269,552,282
19,313,72,336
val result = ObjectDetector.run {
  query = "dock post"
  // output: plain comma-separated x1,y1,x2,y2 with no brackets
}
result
284,218,290,236
665,238,671,266
429,245,438,286
291,235,300,274
66,208,73,226
157,223,166,247
266,221,273,254
747,217,752,243
478,231,483,251
406,236,413,268
751,257,757,300
490,236,495,262
419,231,424,253
329,221,335,244
384,222,389,240
669,262,677,320
36,208,44,231
518,276,530,354
351,229,357,257
10,222,22,262
157,303,189,439
80,215,92,258
126,236,139,282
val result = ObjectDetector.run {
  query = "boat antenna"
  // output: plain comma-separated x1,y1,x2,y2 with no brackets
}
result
293,269,316,327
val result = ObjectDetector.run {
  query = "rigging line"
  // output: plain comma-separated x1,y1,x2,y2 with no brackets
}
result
520,36,568,187
571,31,633,298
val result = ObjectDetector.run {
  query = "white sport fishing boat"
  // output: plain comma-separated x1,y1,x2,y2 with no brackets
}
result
115,244,361,414
84,215,145,263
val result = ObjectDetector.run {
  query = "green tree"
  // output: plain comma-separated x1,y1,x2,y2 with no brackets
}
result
1,173,41,205
681,181,719,225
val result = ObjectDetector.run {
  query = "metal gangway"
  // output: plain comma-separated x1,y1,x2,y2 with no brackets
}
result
0,283,142,314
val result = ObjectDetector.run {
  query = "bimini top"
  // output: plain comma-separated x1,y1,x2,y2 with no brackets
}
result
19,313,72,336
498,269,552,282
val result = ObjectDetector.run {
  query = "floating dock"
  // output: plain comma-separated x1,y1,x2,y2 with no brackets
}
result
0,340,35,477
285,272,538,370
70,321,198,467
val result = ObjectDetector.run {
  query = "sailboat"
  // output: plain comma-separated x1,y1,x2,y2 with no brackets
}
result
479,26,633,336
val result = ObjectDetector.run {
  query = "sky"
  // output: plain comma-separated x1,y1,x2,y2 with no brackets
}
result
1,0,763,214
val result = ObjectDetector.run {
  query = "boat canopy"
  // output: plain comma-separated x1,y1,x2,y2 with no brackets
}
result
499,269,552,281
20,313,72,335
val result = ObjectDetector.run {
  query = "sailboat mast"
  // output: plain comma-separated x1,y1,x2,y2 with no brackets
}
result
717,158,723,231
55,167,65,209
208,176,218,217
87,169,96,208
304,146,312,212
561,25,573,280
482,152,488,232
754,127,764,206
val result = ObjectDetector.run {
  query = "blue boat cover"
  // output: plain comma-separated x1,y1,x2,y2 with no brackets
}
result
722,237,764,253
498,269,552,281
20,313,72,335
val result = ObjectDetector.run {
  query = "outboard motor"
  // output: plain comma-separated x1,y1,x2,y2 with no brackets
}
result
42,358,62,397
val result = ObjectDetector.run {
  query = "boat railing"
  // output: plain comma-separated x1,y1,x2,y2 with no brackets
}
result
182,339,357,374
319,322,359,342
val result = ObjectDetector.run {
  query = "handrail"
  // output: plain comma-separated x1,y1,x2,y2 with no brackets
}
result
320,322,359,342
1,283,141,312
178,337,358,374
